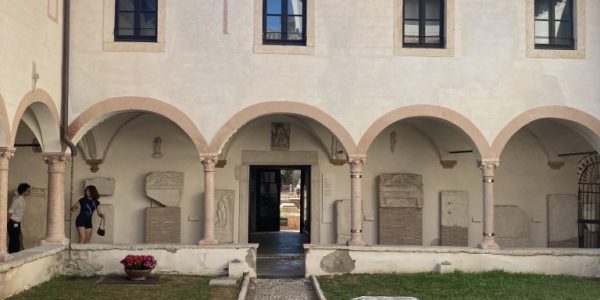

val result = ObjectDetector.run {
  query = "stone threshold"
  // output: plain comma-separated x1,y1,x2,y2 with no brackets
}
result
0,245,65,272
304,244,600,257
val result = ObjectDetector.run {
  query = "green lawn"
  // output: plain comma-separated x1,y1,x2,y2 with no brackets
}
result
9,275,240,300
318,271,600,300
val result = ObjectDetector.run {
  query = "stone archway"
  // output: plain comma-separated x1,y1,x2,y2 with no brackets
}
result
12,89,61,152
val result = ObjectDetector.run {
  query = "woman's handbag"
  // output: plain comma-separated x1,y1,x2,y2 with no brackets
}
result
97,218,105,236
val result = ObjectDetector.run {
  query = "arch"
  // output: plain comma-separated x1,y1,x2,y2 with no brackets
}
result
68,97,209,155
491,106,600,158
357,105,491,158
0,94,11,147
208,101,359,155
11,89,61,152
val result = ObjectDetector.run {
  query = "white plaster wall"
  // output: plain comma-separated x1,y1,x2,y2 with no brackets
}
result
69,0,600,144
305,246,600,277
0,0,62,121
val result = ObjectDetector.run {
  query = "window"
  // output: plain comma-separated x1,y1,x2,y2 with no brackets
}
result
115,0,158,42
263,0,307,45
403,0,444,48
534,0,574,49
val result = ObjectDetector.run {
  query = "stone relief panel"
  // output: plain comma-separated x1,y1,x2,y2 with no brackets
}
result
84,177,115,196
21,188,47,249
378,174,424,208
379,174,423,245
440,190,469,246
145,172,184,207
495,205,531,248
271,122,290,151
145,207,181,243
215,190,234,243
547,194,578,248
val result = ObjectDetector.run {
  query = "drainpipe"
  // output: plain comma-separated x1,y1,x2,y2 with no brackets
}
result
61,0,76,156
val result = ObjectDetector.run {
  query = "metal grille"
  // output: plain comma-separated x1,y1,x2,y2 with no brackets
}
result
577,154,600,248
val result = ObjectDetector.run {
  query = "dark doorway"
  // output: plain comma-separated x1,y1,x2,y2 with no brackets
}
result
249,165,310,278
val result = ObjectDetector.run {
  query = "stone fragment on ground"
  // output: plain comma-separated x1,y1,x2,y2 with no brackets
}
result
209,277,238,286
246,278,317,300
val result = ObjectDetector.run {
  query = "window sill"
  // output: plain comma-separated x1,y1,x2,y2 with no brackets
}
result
394,47,454,57
253,45,314,55
103,42,165,52
526,48,585,59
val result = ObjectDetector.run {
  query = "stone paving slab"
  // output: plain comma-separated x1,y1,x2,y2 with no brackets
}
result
246,278,317,300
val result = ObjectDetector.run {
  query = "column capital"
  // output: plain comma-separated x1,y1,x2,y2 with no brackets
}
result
477,159,499,177
200,153,219,172
0,147,15,160
347,154,366,172
43,153,70,174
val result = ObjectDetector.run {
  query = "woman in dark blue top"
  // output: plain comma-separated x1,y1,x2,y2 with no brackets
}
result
70,185,104,243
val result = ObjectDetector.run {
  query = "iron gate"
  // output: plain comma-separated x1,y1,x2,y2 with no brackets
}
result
577,154,600,248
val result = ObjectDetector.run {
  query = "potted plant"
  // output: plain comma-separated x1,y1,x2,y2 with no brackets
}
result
120,254,157,280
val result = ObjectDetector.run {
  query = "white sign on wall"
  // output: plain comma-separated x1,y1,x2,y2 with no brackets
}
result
321,174,335,224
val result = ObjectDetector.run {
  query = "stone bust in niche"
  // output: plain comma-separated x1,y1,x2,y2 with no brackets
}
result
271,122,290,151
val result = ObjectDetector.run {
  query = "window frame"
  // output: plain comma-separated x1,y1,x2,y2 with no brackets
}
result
534,0,575,50
262,0,307,46
402,0,445,49
114,0,158,43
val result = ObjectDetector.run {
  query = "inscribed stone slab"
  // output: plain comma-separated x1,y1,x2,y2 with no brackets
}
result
84,177,115,196
378,174,423,208
322,174,335,224
378,174,423,245
440,191,469,246
547,194,578,248
21,188,47,249
335,199,351,244
145,207,181,243
495,205,531,248
145,172,184,207
215,190,234,243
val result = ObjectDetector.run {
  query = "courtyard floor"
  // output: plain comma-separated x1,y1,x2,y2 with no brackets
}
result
317,270,600,300
8,275,240,300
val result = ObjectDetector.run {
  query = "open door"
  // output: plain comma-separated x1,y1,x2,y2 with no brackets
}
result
255,168,281,232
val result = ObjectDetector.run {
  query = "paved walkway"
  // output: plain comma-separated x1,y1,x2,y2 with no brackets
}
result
246,278,317,300
249,232,308,278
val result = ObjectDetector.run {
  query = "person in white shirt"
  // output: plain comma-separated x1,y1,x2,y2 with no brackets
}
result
7,183,31,253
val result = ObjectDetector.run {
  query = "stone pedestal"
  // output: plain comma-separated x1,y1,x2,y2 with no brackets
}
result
145,207,181,243
378,174,423,245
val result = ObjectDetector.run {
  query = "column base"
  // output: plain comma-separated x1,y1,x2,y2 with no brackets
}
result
477,237,500,250
0,252,12,262
199,238,218,245
41,236,69,246
346,234,365,246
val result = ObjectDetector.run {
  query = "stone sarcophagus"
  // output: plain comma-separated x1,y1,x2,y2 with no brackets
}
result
378,174,423,245
145,172,184,207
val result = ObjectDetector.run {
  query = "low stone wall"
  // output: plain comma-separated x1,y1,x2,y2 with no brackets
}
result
63,244,258,277
305,245,600,278
0,246,66,299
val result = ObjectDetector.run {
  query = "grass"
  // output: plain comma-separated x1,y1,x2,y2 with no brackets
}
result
9,275,240,300
318,270,600,300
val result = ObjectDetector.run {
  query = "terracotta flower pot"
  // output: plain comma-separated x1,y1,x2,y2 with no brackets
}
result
125,268,153,280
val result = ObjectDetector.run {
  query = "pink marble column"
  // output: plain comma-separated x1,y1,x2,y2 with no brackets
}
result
41,153,69,246
199,154,219,245
0,148,15,262
347,155,366,246
477,159,500,250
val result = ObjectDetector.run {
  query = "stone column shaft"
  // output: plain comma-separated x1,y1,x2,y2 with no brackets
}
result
348,155,366,246
199,154,219,245
0,148,15,262
478,160,500,250
41,153,69,245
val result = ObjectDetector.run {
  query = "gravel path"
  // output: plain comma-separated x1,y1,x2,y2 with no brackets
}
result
246,278,318,300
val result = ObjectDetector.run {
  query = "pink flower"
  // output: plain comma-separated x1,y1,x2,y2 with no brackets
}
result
120,254,156,270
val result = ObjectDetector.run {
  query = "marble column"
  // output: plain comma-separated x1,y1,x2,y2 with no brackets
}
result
41,153,69,246
477,159,500,250
347,155,366,246
199,154,219,245
0,148,15,262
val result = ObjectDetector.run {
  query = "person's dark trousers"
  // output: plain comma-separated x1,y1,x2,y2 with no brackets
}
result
7,219,21,253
